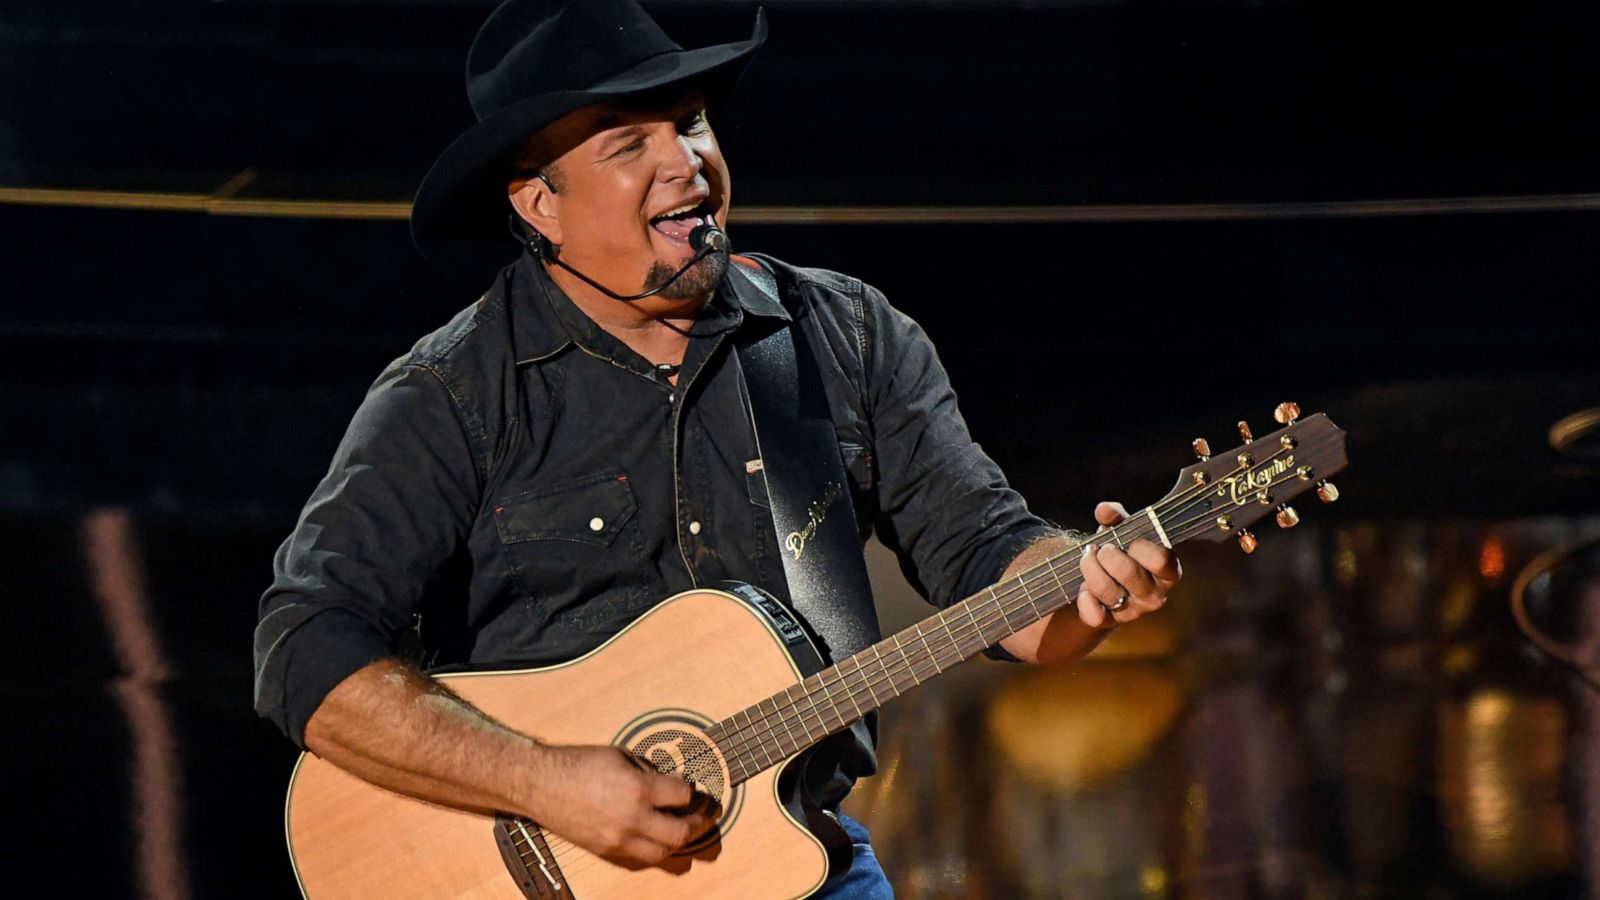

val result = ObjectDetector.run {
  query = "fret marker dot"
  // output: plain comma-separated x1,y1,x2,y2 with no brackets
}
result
589,517,604,531
689,521,702,535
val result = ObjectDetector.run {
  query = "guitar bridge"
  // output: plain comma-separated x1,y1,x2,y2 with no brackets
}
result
493,813,569,899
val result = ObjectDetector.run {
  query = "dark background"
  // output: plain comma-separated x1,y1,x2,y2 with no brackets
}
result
3,1,1598,896
4,0,1598,520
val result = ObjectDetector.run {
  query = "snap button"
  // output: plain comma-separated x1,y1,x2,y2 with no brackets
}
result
589,517,605,532
688,521,702,535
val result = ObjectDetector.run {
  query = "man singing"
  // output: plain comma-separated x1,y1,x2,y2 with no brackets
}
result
254,1,1180,896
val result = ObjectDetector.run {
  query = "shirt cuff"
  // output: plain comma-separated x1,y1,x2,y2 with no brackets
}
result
255,606,393,749
961,523,1061,663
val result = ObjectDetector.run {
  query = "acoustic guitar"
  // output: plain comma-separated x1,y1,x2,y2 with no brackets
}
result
284,405,1348,898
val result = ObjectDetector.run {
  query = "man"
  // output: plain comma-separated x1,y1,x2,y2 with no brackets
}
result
253,1,1180,895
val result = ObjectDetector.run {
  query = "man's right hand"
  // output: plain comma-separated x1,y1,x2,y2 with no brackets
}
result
529,744,721,867
303,661,720,872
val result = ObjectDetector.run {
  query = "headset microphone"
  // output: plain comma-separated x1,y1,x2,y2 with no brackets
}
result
514,213,731,303
687,220,728,255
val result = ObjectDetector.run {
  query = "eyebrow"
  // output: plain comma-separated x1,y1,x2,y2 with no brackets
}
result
595,122,647,154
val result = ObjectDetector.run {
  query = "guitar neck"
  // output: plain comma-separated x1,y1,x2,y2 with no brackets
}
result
714,509,1161,786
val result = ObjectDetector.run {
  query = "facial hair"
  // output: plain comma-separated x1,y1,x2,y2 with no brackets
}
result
642,250,728,302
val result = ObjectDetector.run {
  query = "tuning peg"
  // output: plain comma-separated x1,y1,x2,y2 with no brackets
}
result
1237,530,1258,554
1273,402,1301,425
1276,505,1300,529
1192,438,1211,461
1316,480,1340,504
1237,420,1254,442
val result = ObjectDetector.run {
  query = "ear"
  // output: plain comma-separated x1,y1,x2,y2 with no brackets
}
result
508,174,562,247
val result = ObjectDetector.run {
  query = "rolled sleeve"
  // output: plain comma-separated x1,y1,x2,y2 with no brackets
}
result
253,605,393,747
859,284,1056,632
253,362,480,746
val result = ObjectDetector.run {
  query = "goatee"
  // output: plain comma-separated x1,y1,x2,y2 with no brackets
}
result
643,251,728,301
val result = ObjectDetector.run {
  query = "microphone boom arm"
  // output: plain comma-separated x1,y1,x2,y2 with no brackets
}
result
537,218,729,302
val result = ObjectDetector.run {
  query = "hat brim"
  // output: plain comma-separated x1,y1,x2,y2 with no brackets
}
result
411,9,767,268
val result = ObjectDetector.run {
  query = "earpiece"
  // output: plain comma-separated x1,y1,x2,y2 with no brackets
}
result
507,168,561,259
530,229,557,259
507,214,558,260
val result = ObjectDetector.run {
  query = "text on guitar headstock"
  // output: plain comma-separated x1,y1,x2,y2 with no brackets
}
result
1158,403,1349,554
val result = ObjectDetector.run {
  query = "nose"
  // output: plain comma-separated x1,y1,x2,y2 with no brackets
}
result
658,131,704,183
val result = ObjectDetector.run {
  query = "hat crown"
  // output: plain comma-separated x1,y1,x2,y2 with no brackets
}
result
467,0,682,120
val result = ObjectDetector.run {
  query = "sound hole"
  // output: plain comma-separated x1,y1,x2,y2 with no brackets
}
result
630,728,726,801
627,727,730,854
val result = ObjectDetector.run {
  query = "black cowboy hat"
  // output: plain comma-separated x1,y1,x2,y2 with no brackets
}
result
411,0,767,266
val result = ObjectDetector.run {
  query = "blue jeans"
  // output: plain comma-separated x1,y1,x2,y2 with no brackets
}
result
812,813,895,899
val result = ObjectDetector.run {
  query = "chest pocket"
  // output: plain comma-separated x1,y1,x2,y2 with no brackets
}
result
493,471,639,547
490,470,650,637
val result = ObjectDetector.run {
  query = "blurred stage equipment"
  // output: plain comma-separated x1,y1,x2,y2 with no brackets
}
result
1511,535,1600,690
1549,407,1600,461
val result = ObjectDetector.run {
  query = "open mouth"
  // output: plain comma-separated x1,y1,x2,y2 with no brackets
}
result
649,199,713,244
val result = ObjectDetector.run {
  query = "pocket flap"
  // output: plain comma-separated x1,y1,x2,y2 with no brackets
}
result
493,472,638,547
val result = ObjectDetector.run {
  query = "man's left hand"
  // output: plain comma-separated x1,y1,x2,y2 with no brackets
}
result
1075,501,1182,629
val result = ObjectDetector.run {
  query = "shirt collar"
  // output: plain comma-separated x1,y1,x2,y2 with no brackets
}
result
724,254,793,324
508,251,790,366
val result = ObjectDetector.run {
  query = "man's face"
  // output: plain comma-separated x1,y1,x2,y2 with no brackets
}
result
518,89,730,303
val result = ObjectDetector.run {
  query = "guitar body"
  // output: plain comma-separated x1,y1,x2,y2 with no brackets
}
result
284,587,851,899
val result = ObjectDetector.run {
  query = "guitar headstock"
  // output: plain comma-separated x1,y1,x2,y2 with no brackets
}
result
1157,403,1348,553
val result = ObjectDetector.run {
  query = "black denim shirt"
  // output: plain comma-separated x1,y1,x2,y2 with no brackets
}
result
253,251,1053,803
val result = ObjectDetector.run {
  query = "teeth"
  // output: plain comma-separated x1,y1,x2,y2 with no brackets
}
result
654,201,704,221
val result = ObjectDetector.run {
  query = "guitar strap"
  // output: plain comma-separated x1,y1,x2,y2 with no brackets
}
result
730,256,882,665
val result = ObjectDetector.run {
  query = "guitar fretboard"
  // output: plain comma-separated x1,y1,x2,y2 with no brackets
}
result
710,508,1167,785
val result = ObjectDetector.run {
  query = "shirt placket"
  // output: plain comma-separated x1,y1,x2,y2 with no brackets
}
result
669,330,735,587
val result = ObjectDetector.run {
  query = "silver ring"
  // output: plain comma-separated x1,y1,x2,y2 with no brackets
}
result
1106,594,1130,612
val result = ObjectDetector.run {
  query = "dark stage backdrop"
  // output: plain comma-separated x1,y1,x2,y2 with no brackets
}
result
3,1,1598,897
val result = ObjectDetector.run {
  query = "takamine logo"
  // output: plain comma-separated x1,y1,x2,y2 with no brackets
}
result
1221,455,1295,505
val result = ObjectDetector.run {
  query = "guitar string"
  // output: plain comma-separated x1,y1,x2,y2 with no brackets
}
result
533,440,1305,872
533,441,1311,872
699,439,1303,780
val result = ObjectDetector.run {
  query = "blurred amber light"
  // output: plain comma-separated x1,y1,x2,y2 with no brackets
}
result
987,662,1185,791
1438,688,1571,885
